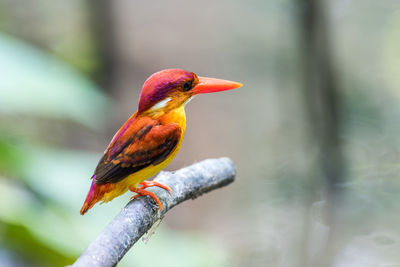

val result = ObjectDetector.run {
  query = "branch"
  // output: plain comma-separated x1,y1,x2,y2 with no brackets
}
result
71,157,236,267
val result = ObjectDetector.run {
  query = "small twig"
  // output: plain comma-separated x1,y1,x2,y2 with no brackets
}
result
71,157,236,267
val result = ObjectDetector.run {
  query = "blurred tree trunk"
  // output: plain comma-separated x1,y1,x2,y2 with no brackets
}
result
87,0,116,93
297,0,347,266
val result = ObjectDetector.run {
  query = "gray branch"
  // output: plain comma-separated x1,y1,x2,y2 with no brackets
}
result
71,157,236,267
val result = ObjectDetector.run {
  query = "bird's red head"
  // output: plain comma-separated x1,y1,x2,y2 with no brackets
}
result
138,69,242,113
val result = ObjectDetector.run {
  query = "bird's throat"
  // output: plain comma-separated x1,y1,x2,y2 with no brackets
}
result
159,105,186,134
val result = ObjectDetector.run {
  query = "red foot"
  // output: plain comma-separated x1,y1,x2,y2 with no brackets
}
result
139,181,172,193
129,181,172,210
129,187,163,210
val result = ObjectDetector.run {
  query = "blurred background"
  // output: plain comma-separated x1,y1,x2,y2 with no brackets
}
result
1,0,400,266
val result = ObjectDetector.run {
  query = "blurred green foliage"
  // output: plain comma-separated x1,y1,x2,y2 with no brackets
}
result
0,32,110,266
0,33,109,129
0,220,74,266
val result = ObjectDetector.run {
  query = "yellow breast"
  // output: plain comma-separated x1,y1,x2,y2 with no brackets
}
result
101,106,186,202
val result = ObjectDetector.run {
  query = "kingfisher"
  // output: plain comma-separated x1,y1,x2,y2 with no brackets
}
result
80,69,242,215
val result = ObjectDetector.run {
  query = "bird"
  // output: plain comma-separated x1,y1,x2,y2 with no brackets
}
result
80,69,242,215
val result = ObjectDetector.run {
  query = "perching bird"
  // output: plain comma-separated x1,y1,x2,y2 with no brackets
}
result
80,69,242,215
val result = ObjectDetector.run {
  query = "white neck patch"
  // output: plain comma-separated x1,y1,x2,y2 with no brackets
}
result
184,96,194,106
150,97,171,111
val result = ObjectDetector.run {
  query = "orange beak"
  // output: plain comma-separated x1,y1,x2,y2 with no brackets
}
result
192,77,242,95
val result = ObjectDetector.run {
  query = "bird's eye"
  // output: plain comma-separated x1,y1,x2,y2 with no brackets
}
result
182,81,192,91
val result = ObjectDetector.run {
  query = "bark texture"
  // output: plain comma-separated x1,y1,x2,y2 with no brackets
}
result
71,157,236,267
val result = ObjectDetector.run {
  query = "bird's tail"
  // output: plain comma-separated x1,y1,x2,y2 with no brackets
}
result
80,176,112,215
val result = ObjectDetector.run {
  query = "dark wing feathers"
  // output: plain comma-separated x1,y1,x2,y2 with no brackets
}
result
93,116,181,185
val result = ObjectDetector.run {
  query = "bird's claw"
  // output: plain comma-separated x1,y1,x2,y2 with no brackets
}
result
129,186,163,210
139,181,173,195
128,181,173,211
